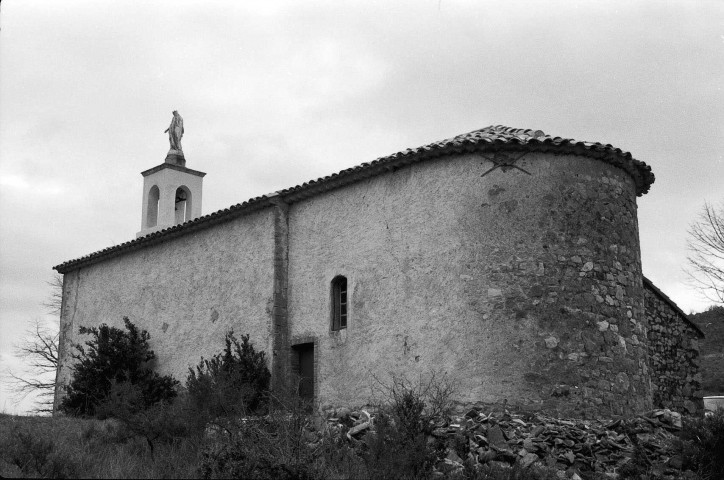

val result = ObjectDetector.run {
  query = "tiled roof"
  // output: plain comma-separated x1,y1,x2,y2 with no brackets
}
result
54,125,654,273
278,125,654,201
54,196,275,273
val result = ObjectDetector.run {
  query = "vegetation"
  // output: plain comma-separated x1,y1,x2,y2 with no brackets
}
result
95,381,191,455
6,318,59,414
0,413,200,478
361,373,457,478
198,394,325,479
5,324,723,478
4,393,724,479
677,408,724,480
690,305,724,395
5,273,63,414
687,201,724,305
59,317,178,416
186,331,271,422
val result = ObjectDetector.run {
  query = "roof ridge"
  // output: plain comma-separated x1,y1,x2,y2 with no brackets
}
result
54,125,655,272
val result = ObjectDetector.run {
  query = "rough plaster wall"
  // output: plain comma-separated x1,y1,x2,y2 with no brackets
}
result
287,152,651,418
54,209,276,409
644,287,703,414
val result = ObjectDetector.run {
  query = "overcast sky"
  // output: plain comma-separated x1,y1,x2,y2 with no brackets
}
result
1,0,722,414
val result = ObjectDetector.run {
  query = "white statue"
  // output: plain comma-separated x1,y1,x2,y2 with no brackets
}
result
165,111,184,152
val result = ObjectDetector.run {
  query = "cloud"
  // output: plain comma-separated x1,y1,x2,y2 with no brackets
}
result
0,174,65,196
1,0,723,414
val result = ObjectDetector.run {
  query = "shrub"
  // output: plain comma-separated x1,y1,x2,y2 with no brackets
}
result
186,331,271,421
96,380,193,455
376,372,458,433
60,317,179,417
361,410,436,479
678,408,724,479
617,443,652,479
198,393,318,479
313,425,367,479
0,414,202,479
361,373,458,479
0,422,79,478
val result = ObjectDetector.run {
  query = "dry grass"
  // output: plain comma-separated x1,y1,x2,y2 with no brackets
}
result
0,412,201,479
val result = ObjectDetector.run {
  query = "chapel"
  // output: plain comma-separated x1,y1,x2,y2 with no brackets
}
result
53,124,703,417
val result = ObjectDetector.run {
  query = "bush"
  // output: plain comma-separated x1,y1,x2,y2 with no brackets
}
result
0,422,79,478
616,443,652,479
60,317,179,417
186,331,271,422
361,410,436,479
96,380,193,455
678,409,724,479
198,393,318,479
361,373,458,479
0,413,202,479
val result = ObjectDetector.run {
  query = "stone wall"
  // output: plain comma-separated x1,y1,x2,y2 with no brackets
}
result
54,208,277,411
287,151,651,418
643,278,704,415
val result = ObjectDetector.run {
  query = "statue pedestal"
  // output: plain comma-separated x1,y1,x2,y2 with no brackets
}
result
165,149,186,167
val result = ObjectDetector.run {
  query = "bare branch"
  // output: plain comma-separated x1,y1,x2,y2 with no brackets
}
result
42,272,64,316
687,201,724,305
5,274,63,414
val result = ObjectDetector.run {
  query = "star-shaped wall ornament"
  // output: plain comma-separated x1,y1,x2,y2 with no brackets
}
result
480,151,532,177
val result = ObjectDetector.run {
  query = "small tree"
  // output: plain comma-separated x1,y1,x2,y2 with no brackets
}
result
687,201,724,305
7,319,59,414
187,331,270,420
6,274,63,414
60,317,178,416
96,380,191,455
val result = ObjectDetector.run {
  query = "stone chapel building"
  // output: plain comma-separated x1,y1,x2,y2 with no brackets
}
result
53,125,703,417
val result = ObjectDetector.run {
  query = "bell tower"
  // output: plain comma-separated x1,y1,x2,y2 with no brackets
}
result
137,111,206,238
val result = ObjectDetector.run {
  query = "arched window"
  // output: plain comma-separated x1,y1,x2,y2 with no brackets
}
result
331,276,348,331
146,185,160,228
174,186,192,224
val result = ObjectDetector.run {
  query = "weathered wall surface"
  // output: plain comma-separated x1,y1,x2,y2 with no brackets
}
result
644,283,703,414
54,208,276,409
287,151,651,418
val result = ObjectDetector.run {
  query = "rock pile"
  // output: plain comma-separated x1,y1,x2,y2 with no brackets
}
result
327,407,695,479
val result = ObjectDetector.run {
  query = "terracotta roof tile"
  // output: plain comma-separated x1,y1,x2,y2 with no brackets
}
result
54,125,654,272
276,125,653,199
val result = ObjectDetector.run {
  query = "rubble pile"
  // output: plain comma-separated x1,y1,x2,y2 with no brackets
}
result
327,407,695,479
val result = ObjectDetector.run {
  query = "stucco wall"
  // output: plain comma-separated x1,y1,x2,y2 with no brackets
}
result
644,284,703,414
287,151,651,418
54,208,276,409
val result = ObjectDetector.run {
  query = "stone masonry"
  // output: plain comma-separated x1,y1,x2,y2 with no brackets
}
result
643,278,704,415
470,160,651,418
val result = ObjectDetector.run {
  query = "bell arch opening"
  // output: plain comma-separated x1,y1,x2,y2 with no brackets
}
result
146,185,160,228
174,186,192,224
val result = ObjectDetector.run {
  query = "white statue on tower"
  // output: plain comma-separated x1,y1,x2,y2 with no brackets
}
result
164,110,185,165
165,110,184,151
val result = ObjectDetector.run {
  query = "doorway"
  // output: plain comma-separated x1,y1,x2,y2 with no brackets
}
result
292,343,314,400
